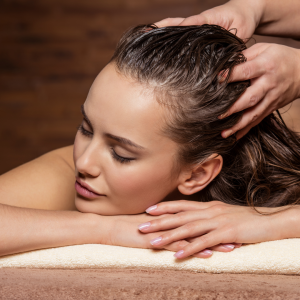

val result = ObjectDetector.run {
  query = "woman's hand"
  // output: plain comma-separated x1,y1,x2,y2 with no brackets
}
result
138,200,286,259
219,43,300,139
155,0,263,40
98,212,239,258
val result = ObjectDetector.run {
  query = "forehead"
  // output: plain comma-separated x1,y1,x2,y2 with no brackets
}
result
84,63,174,151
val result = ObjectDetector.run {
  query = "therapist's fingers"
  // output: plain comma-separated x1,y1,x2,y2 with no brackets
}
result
219,54,265,86
178,14,210,26
155,17,184,28
219,77,266,119
221,97,274,139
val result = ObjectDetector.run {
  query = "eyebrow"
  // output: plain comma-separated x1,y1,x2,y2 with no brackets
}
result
105,133,145,150
81,104,145,150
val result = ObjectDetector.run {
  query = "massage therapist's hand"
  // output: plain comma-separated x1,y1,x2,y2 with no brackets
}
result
98,213,238,257
219,43,300,139
138,200,286,259
155,0,263,39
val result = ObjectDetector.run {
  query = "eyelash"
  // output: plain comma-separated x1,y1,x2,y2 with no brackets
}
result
77,124,135,164
78,124,93,138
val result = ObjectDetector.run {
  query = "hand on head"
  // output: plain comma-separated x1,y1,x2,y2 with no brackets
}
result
155,1,300,139
219,43,300,139
155,0,261,40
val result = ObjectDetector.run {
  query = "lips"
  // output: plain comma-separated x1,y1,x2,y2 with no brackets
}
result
75,178,105,199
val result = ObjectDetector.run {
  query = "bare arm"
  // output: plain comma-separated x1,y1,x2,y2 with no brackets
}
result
0,146,182,257
0,146,106,257
0,203,104,257
255,0,300,38
156,0,300,40
0,146,240,257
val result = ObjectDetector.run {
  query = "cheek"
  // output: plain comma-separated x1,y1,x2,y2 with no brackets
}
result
73,133,86,165
106,161,175,203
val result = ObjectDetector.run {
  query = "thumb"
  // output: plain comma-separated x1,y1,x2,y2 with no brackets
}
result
155,17,185,28
179,14,209,26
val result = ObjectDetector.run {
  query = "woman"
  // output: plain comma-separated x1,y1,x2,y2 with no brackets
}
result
1,24,300,259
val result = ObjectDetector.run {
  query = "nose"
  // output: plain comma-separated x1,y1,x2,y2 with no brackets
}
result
75,141,102,178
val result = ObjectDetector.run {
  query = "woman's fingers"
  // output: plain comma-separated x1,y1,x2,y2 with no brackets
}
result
154,17,184,28
162,239,190,252
192,243,242,258
145,199,222,215
149,219,217,248
139,209,213,233
174,231,227,259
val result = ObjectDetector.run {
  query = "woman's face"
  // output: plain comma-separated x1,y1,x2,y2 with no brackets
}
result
73,63,182,215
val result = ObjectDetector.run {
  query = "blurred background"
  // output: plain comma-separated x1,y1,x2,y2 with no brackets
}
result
1,0,300,175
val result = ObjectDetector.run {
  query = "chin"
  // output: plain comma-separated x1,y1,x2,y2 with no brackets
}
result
75,196,149,215
74,196,124,215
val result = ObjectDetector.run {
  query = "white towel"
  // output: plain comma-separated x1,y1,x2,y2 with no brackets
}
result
0,239,299,275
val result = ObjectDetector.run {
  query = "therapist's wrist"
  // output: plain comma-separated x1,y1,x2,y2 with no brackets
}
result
230,0,265,35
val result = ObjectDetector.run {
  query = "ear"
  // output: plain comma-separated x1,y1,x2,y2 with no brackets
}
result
177,154,223,195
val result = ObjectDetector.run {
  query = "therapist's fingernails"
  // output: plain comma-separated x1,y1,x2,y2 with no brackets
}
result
174,250,185,258
150,237,162,245
218,70,228,83
223,130,233,138
218,112,228,119
146,205,157,213
222,244,235,250
138,222,151,231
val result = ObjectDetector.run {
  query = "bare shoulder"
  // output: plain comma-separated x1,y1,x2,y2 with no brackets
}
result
0,145,78,211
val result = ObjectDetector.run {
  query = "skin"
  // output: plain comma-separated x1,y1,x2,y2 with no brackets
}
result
2,1,300,258
0,62,240,258
155,0,300,139
1,61,300,258
73,63,223,215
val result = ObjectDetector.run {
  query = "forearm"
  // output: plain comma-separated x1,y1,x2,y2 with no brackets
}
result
276,205,300,239
236,0,300,38
0,203,101,257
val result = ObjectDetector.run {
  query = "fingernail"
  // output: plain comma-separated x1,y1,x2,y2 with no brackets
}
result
174,250,184,258
223,130,233,138
138,222,151,231
222,244,235,250
218,74,226,83
150,236,162,245
146,205,157,213
218,112,228,119
201,249,213,255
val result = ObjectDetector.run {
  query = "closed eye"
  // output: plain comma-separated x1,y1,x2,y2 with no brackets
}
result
78,124,93,137
110,147,135,164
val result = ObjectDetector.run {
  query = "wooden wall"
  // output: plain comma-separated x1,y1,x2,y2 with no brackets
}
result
1,0,300,175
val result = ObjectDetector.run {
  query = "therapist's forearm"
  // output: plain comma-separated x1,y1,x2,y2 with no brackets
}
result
250,0,300,38
0,203,102,257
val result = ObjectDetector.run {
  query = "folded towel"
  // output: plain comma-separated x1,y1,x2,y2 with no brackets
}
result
1,239,299,275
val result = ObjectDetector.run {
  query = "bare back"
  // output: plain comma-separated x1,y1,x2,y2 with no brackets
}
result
0,146,77,211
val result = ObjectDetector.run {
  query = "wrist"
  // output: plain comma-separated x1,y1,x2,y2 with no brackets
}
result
83,213,115,245
230,0,265,29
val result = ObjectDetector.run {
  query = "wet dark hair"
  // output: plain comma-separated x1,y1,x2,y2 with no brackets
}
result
110,24,300,210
